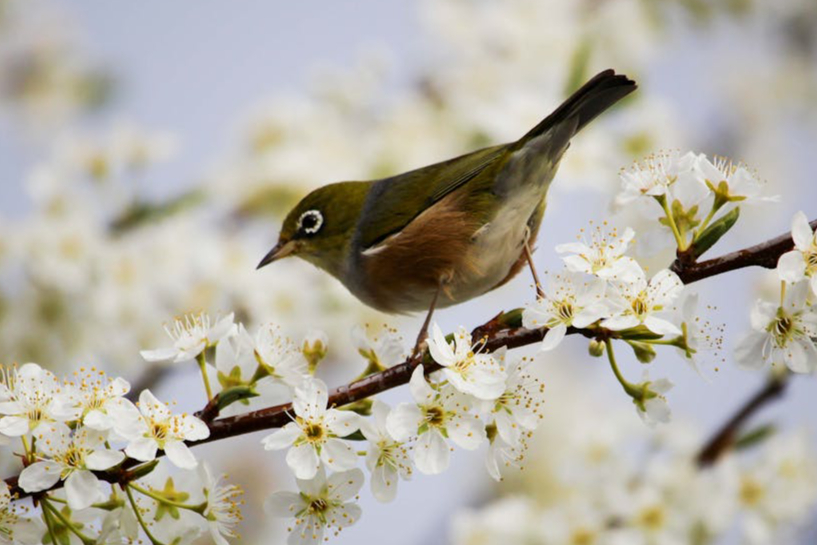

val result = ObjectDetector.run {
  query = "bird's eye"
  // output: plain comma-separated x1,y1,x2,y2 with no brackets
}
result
297,209,324,235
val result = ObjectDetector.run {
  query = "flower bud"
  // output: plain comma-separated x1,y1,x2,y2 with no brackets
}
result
588,340,605,357
302,329,329,375
628,341,657,364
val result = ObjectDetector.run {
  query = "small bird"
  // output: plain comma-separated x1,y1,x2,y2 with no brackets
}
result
258,69,636,348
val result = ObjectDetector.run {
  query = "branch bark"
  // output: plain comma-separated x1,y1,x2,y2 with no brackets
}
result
5,217,813,499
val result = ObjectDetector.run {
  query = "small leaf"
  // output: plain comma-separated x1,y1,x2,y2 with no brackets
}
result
734,423,776,451
216,386,258,412
615,325,664,341
339,398,373,417
692,207,740,259
340,430,367,442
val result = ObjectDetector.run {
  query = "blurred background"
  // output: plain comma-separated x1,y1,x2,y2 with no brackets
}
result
1,0,816,543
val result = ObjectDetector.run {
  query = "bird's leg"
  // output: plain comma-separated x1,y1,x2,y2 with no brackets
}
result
410,282,442,361
523,226,545,300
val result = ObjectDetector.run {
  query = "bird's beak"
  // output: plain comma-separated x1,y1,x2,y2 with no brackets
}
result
256,240,298,270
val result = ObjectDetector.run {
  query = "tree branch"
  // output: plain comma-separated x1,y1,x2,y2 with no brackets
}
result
696,373,789,467
5,217,813,499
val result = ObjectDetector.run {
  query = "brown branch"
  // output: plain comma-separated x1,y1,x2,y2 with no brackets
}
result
5,217,814,500
671,219,817,283
696,373,789,467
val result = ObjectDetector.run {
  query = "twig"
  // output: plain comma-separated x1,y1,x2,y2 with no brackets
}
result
696,373,789,467
4,217,814,500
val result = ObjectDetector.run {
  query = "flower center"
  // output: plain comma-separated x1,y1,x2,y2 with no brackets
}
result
571,528,596,545
557,300,574,323
454,352,476,373
308,498,329,516
638,506,665,530
805,249,817,273
303,422,325,441
740,477,764,506
631,296,648,318
61,446,85,468
26,406,46,427
423,406,446,427
770,314,795,347
151,421,170,441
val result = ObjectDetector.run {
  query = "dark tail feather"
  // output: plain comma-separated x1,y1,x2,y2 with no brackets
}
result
516,69,637,149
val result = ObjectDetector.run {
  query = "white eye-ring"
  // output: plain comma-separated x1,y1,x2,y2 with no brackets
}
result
297,209,324,235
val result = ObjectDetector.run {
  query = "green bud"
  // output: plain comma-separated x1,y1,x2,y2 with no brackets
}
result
588,339,605,357
302,330,329,375
485,422,498,443
339,398,373,417
692,206,740,259
627,340,657,364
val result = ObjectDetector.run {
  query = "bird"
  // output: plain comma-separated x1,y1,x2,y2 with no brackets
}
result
258,69,636,351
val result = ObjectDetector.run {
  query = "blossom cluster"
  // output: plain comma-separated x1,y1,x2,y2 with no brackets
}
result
0,353,242,544
521,221,709,425
616,150,778,255
452,406,817,545
736,211,817,374
263,323,546,544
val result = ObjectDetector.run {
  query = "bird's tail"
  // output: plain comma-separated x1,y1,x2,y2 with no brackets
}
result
514,69,637,151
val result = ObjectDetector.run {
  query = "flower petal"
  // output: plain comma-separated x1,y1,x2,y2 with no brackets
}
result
165,440,198,469
86,449,126,471
321,438,357,472
19,462,62,493
286,443,321,480
541,324,567,351
66,470,105,510
413,430,450,475
261,424,301,451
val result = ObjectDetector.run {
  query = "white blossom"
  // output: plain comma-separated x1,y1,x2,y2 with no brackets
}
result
252,324,310,387
114,390,210,469
261,378,359,480
140,312,235,364
52,368,131,432
18,425,124,509
265,468,363,545
198,463,244,545
694,154,779,205
635,373,673,427
522,273,608,350
351,324,405,370
556,224,642,282
735,280,817,373
427,324,506,400
359,400,412,503
481,356,544,449
0,480,44,545
0,363,70,437
777,210,817,296
602,268,684,336
386,365,485,475
616,150,700,205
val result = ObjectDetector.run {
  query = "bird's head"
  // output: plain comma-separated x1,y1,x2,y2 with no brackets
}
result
257,181,370,278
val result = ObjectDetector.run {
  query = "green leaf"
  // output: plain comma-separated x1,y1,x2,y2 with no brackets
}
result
692,207,740,259
216,386,258,412
339,398,373,417
614,325,664,341
340,430,367,442
734,423,776,451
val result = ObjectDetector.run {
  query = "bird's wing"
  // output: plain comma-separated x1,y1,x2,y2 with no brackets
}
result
355,144,508,251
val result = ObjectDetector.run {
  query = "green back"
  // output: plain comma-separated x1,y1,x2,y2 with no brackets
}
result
353,144,509,250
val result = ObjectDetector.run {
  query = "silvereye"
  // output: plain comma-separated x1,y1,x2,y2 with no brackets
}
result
258,69,636,321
